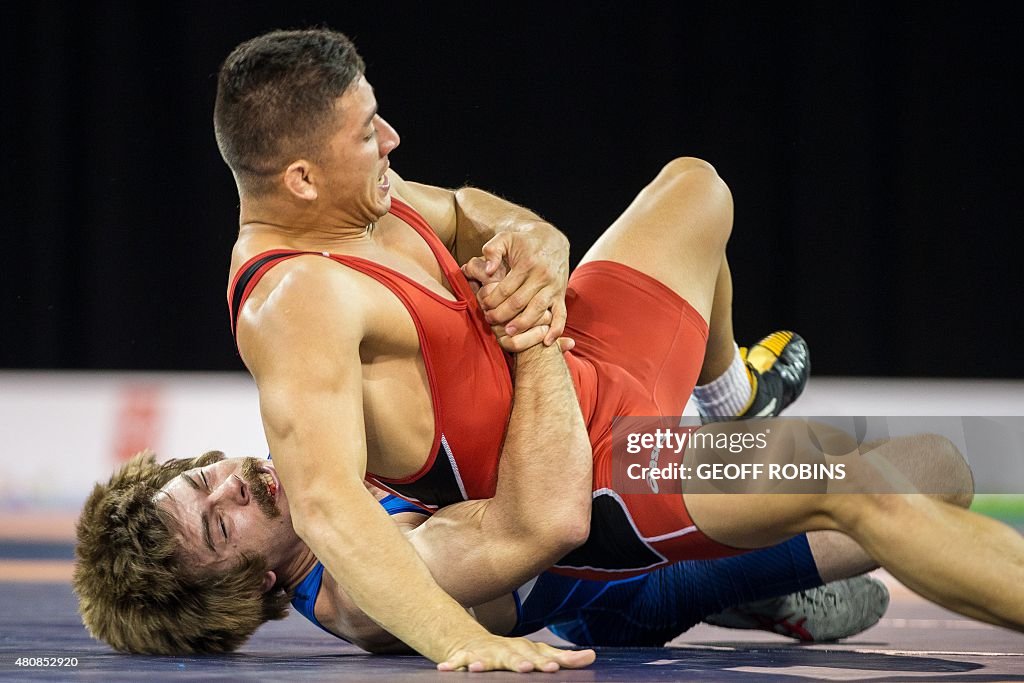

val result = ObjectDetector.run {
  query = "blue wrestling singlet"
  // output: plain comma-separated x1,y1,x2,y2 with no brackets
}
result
289,496,823,645
513,536,821,645
289,494,433,636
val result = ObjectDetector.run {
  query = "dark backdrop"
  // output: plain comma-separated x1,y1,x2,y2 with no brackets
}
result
4,3,1022,376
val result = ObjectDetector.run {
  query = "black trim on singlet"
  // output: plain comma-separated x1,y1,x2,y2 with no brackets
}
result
230,252,306,337
555,494,663,570
380,438,467,509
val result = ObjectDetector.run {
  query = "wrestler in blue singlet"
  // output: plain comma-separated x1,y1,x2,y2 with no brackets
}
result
290,495,823,646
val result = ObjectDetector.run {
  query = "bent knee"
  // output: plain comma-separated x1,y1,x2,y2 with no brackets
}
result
850,433,974,508
660,156,719,177
919,433,974,508
655,157,729,197
830,492,914,531
649,156,733,241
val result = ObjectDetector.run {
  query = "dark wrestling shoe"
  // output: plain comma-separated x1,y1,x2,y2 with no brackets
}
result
703,575,890,642
735,330,810,418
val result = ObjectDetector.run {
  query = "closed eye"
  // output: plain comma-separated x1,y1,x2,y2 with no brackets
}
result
220,517,227,542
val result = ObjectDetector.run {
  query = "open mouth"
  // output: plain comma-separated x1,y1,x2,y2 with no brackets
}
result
259,466,279,501
241,458,283,519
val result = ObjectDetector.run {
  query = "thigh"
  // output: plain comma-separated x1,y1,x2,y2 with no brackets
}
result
681,420,856,548
683,492,836,550
565,261,708,415
577,157,732,322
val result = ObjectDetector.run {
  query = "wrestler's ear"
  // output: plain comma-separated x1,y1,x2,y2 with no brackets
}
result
283,160,318,201
261,570,278,594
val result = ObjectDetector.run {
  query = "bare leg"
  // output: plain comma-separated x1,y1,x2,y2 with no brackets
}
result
805,435,975,582
835,492,1024,628
686,432,1024,629
576,158,743,390
806,532,878,583
698,257,737,385
578,157,732,324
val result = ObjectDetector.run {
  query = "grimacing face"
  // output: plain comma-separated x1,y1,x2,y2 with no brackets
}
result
155,456,301,581
313,75,401,227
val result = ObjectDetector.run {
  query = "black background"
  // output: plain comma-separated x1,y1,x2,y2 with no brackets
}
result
4,3,1022,376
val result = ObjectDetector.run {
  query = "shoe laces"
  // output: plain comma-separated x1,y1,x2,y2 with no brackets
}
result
789,585,841,617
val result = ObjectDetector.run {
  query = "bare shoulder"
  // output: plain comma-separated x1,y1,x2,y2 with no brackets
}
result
387,169,458,249
234,255,371,375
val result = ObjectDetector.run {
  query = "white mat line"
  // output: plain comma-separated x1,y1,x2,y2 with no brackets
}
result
851,648,1023,657
878,617,997,630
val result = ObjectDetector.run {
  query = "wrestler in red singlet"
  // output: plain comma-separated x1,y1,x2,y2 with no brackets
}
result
229,199,740,580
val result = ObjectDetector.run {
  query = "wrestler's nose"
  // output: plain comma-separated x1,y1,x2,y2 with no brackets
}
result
377,116,400,155
209,475,248,508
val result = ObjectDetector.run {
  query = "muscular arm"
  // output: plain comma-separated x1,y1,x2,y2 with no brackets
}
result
388,171,564,266
316,510,518,653
449,187,564,273
390,171,570,343
312,342,593,648
240,260,495,664
405,342,593,606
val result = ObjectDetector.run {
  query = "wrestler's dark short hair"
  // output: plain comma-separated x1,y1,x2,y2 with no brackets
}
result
214,28,366,195
73,450,290,654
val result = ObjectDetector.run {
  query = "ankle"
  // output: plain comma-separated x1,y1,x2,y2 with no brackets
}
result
693,344,753,418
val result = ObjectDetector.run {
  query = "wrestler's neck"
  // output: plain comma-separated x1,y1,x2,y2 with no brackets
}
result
275,542,320,594
238,192,380,249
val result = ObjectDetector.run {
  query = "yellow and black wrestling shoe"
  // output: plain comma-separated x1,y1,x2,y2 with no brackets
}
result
737,331,810,418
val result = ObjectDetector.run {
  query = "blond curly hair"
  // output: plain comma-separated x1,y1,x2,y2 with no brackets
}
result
73,450,290,653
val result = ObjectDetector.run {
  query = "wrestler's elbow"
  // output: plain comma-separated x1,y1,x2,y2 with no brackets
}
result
556,514,591,553
532,498,591,555
506,503,588,559
544,451,593,551
526,520,589,564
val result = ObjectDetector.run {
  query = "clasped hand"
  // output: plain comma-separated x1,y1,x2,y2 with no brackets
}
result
461,224,571,353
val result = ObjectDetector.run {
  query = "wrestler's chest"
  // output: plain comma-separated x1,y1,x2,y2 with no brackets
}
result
356,217,458,303
359,347,436,479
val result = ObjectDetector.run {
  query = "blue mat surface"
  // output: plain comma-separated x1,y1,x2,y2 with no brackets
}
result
2,582,1022,682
